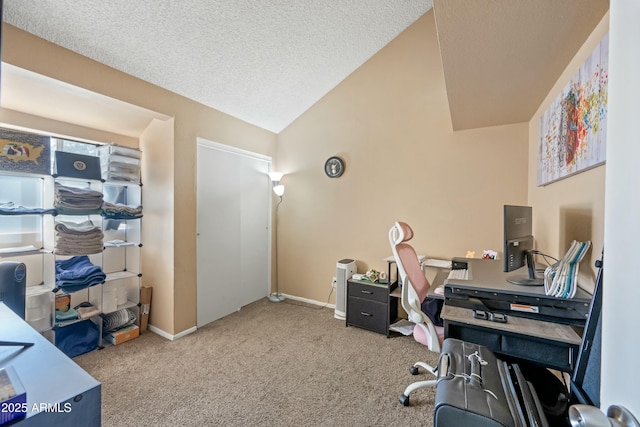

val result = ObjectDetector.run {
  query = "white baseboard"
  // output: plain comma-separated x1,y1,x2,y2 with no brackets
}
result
148,324,197,341
146,295,333,341
281,293,335,309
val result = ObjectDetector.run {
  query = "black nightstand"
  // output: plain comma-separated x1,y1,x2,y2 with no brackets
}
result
346,279,399,336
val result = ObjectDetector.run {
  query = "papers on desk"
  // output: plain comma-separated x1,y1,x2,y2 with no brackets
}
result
544,240,591,299
389,319,415,336
0,366,27,424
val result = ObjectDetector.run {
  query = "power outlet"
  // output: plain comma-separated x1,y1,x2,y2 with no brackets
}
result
331,277,337,288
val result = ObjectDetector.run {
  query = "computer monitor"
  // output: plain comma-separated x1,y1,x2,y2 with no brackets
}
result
503,205,543,286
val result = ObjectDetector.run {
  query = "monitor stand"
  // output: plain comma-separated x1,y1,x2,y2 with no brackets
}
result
507,275,544,286
507,250,544,287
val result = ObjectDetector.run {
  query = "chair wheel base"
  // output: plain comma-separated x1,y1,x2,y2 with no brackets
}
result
409,366,420,375
399,394,410,406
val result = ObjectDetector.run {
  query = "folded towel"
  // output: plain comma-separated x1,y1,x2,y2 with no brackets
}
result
56,307,79,322
55,256,106,293
54,184,103,212
55,219,101,233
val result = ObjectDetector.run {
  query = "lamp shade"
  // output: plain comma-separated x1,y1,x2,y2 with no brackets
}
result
273,185,285,197
268,172,284,182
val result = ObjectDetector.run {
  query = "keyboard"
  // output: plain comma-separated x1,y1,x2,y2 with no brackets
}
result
447,269,469,281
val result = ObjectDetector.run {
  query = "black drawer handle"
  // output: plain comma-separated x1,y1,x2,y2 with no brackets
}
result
360,312,372,317
360,290,374,295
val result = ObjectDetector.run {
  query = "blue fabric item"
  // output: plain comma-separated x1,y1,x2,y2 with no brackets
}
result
56,255,103,279
55,255,106,294
55,320,100,358
101,212,143,220
0,201,57,215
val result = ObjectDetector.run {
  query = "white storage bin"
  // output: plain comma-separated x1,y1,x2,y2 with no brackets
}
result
103,286,117,313
116,284,128,305
98,144,141,159
108,154,140,166
26,286,54,331
98,144,142,183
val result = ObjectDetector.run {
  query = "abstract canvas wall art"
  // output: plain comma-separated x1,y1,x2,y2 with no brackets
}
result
538,33,609,186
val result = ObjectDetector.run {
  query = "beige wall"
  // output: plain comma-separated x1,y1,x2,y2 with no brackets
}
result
528,12,609,292
1,8,608,332
140,118,175,333
0,109,139,147
276,11,529,303
2,24,277,335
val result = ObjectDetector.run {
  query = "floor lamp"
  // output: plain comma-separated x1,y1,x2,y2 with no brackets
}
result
268,172,285,302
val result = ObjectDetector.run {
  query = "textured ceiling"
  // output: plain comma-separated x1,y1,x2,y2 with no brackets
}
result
3,0,432,133
434,0,609,131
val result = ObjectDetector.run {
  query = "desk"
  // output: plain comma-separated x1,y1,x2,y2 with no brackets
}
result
427,269,449,299
441,305,581,372
445,258,592,326
437,259,590,372
0,303,101,426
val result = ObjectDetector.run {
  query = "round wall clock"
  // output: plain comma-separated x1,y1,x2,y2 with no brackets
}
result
324,156,345,178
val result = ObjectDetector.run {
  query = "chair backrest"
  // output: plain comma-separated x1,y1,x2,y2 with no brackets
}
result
389,221,442,352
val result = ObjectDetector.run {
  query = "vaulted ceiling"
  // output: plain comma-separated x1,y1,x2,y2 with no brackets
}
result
2,0,431,134
2,0,609,134
434,0,609,130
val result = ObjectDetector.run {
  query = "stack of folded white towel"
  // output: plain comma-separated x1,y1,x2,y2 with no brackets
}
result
54,183,104,214
55,219,104,255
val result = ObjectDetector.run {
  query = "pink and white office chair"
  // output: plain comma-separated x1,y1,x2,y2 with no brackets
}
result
389,221,445,406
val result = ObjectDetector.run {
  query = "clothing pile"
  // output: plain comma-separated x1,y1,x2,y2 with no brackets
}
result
55,255,106,294
54,183,104,215
101,201,143,220
0,201,57,215
54,219,104,255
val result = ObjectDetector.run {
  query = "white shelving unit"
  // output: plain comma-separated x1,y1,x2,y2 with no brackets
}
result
0,171,55,336
99,150,143,321
0,130,143,354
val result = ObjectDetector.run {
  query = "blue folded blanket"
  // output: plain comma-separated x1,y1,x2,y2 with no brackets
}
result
55,255,106,294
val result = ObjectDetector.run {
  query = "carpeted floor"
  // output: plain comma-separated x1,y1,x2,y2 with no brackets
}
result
75,298,439,426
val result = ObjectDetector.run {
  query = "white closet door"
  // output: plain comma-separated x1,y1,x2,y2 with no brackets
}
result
239,157,271,305
196,139,270,328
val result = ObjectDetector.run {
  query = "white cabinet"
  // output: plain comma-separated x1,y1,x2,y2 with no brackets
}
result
0,129,143,354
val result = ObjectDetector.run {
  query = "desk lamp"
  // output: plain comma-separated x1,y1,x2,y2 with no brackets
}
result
268,172,285,302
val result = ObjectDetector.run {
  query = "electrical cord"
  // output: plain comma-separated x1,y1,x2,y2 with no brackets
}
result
532,250,559,267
